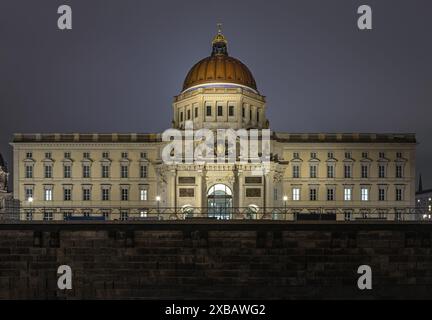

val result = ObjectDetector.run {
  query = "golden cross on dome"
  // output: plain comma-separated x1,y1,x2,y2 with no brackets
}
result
217,23,222,35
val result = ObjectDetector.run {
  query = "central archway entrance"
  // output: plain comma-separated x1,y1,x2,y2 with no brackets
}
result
207,184,232,219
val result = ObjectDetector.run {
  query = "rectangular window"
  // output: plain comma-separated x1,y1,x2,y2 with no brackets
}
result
102,188,110,201
206,105,212,116
293,152,299,159
396,165,403,178
45,152,52,159
249,109,252,120
64,165,71,178
140,152,147,159
327,165,334,178
63,189,71,201
379,188,386,201
64,152,71,159
327,188,335,201
229,105,234,116
121,188,129,201
256,111,260,122
43,211,53,221
83,165,90,178
44,189,53,201
140,189,148,201
242,106,245,118
361,165,368,178
121,165,128,178
180,112,183,121
26,210,33,221
345,152,352,159
310,165,317,178
120,211,129,221
292,188,300,201
379,165,385,178
26,152,33,159
344,211,352,221
361,188,369,201
83,152,90,159
25,165,33,178
187,109,191,120
379,152,385,158
310,152,317,159
309,188,317,201
102,165,109,178
344,165,352,178
44,165,52,178
362,152,368,158
396,188,403,201
217,105,223,116
194,107,198,118
328,152,334,159
140,165,148,178
344,188,352,201
291,165,300,178
25,187,33,200
121,152,128,159
83,189,91,201
396,152,402,159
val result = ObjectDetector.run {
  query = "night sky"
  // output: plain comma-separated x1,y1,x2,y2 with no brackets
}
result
0,0,431,189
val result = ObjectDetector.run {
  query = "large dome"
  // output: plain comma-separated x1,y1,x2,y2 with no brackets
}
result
182,28,257,93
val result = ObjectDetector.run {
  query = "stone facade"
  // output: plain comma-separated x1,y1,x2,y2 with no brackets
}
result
0,222,431,299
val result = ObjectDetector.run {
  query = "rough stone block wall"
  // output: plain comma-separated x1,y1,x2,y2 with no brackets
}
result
0,222,431,299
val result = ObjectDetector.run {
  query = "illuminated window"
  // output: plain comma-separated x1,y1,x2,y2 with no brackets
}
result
361,188,369,201
292,188,300,201
44,188,53,201
140,189,148,201
344,188,352,201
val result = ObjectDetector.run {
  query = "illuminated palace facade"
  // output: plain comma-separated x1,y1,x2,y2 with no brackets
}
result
11,29,416,221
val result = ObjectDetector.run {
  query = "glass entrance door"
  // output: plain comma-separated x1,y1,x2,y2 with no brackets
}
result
207,184,232,219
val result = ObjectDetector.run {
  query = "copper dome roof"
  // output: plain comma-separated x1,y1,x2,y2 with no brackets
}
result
182,28,257,92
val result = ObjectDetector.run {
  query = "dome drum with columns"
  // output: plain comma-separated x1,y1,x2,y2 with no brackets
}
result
173,26,268,130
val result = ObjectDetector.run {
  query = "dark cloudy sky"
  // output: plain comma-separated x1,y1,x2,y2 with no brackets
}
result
0,0,431,189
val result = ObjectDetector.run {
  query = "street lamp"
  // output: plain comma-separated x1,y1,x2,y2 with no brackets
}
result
156,196,161,219
283,195,288,215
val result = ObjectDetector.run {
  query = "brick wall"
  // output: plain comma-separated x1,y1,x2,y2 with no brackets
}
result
0,221,431,299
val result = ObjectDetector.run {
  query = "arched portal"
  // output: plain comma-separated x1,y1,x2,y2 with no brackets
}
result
207,184,232,219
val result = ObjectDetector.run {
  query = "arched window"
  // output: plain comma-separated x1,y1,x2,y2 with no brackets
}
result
207,184,232,220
